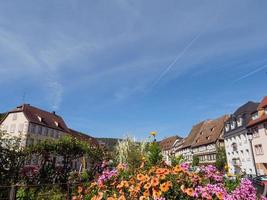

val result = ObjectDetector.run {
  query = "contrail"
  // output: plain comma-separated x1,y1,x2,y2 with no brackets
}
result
234,64,267,82
150,30,203,88
150,13,220,90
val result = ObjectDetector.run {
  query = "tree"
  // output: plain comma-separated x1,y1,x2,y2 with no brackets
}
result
0,131,28,198
215,146,227,171
29,136,90,184
147,142,163,166
192,155,199,167
0,131,28,185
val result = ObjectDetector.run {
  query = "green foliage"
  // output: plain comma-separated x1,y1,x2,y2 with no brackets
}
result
192,155,199,167
16,188,35,200
0,131,28,185
170,154,185,166
224,177,241,192
147,142,163,166
215,146,227,171
16,186,65,200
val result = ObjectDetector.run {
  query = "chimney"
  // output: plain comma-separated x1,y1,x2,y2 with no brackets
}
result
52,111,56,115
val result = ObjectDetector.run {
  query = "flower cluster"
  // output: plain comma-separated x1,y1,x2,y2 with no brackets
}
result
97,169,118,186
200,165,223,182
72,161,264,200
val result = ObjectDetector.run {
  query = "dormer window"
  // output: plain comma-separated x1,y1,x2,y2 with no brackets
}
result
231,121,236,129
237,117,243,127
54,121,59,127
252,112,259,120
210,127,214,132
200,131,203,135
37,116,42,122
225,124,230,132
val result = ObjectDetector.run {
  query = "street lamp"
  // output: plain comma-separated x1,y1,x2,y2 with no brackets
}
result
247,129,258,176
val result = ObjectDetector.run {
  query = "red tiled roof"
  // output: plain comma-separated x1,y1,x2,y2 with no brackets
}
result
258,96,267,110
9,104,70,132
180,121,206,149
68,128,99,147
160,135,181,151
191,115,229,148
247,115,267,127
247,96,267,127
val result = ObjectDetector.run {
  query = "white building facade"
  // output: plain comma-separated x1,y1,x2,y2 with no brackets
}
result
224,102,259,175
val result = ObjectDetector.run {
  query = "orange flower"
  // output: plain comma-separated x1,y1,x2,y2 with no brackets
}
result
118,195,126,200
173,165,182,173
185,188,194,197
155,168,165,175
91,192,104,200
137,174,145,181
152,188,162,198
139,196,148,200
143,182,151,190
157,174,166,180
151,177,159,187
160,182,170,192
143,190,150,197
107,197,116,200
216,192,224,200
129,177,135,185
144,175,150,182
117,181,124,189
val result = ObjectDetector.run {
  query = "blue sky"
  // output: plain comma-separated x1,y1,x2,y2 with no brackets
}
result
0,0,267,140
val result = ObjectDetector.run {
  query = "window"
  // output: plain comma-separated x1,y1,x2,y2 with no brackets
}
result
252,127,259,138
225,124,230,132
30,124,36,134
231,121,236,129
54,121,59,127
232,143,238,151
54,131,59,138
252,112,259,120
44,128,49,136
237,117,243,127
37,126,42,135
265,107,267,115
50,130,54,137
18,124,24,133
10,124,16,133
12,113,17,120
37,116,42,122
264,123,267,135
255,144,264,155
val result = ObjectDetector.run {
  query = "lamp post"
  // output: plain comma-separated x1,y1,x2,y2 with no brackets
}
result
247,129,258,176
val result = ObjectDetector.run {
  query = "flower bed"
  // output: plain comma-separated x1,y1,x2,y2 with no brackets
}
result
72,163,264,200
